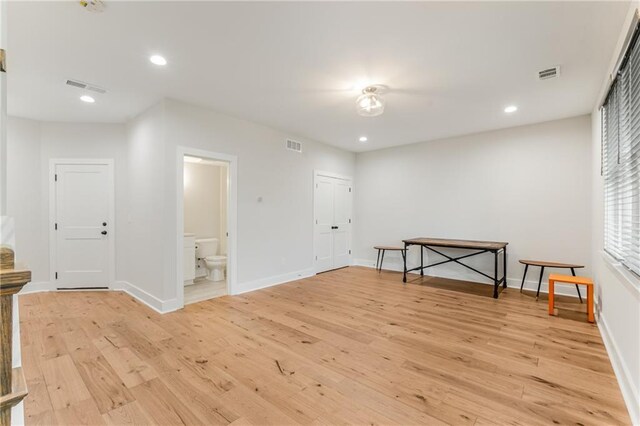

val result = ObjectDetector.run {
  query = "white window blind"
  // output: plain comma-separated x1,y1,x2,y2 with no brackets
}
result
602,22,640,276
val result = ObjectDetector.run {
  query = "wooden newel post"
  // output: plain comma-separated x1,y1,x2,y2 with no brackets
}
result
0,247,30,426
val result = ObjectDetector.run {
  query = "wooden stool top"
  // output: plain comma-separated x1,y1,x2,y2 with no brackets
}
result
549,273,593,285
519,259,584,269
374,246,406,251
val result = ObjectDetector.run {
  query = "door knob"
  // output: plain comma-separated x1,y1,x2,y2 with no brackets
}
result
331,226,339,229
101,231,108,235
102,222,107,226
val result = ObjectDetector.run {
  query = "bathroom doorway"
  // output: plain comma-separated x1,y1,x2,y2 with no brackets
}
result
176,147,237,307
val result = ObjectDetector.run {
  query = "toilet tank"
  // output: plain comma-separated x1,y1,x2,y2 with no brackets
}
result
195,238,218,258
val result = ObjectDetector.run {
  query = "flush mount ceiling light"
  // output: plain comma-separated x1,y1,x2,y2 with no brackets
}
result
150,55,167,66
356,86,386,117
504,105,518,113
359,136,368,142
80,95,95,103
184,155,202,163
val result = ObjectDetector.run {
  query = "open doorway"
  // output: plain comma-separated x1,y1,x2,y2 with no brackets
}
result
177,147,237,307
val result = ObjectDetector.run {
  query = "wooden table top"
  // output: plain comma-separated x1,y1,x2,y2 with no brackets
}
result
549,273,593,285
373,246,407,251
519,260,584,268
402,237,508,251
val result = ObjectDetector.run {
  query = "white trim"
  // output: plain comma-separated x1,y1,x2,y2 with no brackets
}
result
352,259,584,298
315,169,353,181
233,267,315,295
601,250,640,298
598,8,640,108
313,170,354,274
48,159,115,289
18,281,53,294
113,281,180,314
176,147,238,306
598,312,640,425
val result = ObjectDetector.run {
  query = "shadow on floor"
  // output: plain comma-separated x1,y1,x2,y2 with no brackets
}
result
378,269,590,322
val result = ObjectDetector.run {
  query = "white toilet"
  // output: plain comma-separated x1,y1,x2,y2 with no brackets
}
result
195,238,227,282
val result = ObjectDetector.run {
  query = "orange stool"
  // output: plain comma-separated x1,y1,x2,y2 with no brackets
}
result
548,274,594,323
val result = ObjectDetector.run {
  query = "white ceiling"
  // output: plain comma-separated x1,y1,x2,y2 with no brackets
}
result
7,1,630,152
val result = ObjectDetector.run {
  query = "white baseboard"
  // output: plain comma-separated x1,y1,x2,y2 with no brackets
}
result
233,267,315,295
113,281,180,314
352,258,583,298
598,313,640,425
15,268,316,314
18,281,53,294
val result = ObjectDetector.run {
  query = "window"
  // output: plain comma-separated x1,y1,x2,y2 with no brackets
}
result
602,19,640,276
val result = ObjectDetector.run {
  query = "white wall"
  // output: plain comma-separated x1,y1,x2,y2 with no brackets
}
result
184,162,222,240
6,117,43,280
6,117,126,286
354,115,592,294
590,3,640,423
165,99,355,297
123,99,356,304
121,102,166,301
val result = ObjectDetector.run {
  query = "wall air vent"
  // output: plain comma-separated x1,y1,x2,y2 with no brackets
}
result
65,79,107,94
538,66,560,80
286,139,302,153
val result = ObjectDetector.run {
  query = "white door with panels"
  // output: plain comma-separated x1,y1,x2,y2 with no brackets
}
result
52,162,113,288
314,173,352,273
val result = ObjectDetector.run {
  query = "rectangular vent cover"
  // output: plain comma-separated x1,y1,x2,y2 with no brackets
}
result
286,139,302,153
538,66,560,80
66,79,107,94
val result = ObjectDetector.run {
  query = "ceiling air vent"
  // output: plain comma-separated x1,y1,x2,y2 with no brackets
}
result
286,139,302,153
65,79,107,94
538,66,560,80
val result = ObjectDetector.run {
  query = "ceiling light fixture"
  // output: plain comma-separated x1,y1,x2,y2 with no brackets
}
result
184,155,202,163
359,136,368,142
356,86,386,117
150,55,167,66
80,95,95,103
504,105,518,113
79,0,105,13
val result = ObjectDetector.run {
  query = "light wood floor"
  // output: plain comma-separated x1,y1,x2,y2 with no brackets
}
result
19,267,629,425
184,278,227,305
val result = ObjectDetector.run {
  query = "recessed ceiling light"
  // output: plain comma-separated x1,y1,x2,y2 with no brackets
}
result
184,155,202,163
80,95,95,103
149,55,167,66
359,136,368,142
504,105,518,113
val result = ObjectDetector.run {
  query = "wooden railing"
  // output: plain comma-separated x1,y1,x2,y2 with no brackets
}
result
0,247,30,426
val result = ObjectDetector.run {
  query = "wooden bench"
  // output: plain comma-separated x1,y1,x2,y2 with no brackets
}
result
548,274,594,323
374,246,406,272
519,259,584,301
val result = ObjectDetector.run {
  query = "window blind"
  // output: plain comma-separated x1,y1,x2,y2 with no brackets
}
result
602,21,640,276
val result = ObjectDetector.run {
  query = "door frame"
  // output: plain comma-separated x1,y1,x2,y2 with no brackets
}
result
48,158,115,288
313,170,353,274
176,146,238,308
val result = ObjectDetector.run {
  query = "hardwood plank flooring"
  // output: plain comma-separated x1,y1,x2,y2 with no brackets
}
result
19,267,630,425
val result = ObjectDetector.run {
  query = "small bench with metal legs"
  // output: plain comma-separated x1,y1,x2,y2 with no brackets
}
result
374,246,407,272
519,259,584,302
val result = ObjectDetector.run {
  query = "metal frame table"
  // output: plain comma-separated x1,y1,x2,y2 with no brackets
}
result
402,237,509,298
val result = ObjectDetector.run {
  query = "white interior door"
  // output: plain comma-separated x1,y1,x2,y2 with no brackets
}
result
332,180,351,269
314,173,352,273
53,162,113,288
